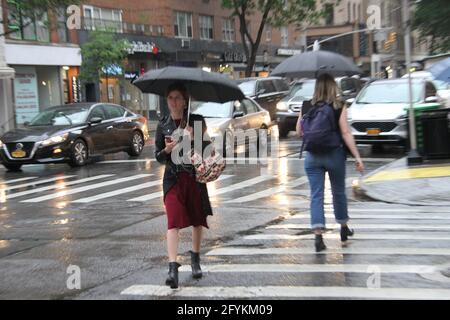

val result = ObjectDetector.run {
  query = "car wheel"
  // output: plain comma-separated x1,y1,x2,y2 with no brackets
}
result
279,125,289,138
3,163,22,172
69,139,88,167
128,131,144,157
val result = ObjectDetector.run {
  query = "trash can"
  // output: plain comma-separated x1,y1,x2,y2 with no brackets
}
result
405,103,441,154
420,108,450,159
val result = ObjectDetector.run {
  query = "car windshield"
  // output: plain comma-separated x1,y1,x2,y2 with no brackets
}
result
190,101,231,118
238,81,256,96
356,82,423,104
433,80,449,90
290,81,315,98
29,107,90,126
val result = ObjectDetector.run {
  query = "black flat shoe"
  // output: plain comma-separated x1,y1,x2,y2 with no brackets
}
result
340,225,354,242
315,234,326,252
165,262,181,289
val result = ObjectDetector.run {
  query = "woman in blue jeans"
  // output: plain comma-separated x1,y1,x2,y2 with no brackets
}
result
296,74,365,252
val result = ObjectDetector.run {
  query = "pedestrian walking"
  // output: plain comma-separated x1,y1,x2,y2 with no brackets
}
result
155,82,213,288
296,73,364,252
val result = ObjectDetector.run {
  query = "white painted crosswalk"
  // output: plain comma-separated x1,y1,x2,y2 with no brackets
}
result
120,198,450,299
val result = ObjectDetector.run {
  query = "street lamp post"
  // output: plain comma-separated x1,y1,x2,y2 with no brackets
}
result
403,0,423,165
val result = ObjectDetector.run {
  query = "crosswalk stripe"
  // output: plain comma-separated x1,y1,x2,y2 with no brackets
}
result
225,177,308,203
21,174,153,203
72,180,161,203
209,175,274,197
0,175,76,191
127,175,234,202
5,175,115,200
332,208,450,213
244,233,450,241
120,285,450,299
267,224,450,230
206,247,450,256
286,214,450,220
1,177,38,184
178,264,436,274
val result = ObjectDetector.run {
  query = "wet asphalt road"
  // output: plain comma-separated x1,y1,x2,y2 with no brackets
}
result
1,136,449,300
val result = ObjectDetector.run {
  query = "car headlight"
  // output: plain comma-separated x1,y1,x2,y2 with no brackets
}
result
276,101,289,111
41,133,69,146
0,140,3,148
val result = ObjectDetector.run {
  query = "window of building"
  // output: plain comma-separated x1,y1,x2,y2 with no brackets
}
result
199,15,213,40
222,18,235,42
353,3,356,21
6,2,49,42
57,8,69,42
324,3,334,25
281,26,288,47
174,11,193,38
83,6,122,32
347,2,351,22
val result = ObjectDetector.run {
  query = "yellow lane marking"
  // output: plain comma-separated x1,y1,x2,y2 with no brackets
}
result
364,166,450,183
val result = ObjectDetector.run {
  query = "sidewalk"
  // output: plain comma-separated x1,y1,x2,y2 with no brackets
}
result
357,157,450,206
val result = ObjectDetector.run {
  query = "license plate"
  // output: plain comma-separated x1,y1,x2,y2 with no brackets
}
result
366,128,381,136
11,149,26,158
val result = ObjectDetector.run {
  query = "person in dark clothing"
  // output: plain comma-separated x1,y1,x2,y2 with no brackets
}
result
154,83,212,289
296,73,364,252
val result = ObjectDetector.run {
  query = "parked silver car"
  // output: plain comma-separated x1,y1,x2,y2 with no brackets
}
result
347,78,442,146
191,98,272,156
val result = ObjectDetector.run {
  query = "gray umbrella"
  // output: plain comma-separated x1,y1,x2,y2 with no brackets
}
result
132,66,245,103
271,50,362,78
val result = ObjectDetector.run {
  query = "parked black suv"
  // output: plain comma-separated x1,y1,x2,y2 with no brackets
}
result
236,77,290,121
276,76,363,138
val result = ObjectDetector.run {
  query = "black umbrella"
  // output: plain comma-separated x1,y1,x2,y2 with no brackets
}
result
271,50,362,78
132,66,245,103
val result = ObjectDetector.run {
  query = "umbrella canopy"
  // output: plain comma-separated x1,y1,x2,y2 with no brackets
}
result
427,57,450,83
271,50,362,78
132,66,245,103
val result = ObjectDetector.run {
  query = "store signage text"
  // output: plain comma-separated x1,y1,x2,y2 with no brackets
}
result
223,51,245,63
126,41,159,55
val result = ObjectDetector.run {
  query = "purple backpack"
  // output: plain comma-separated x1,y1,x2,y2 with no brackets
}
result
300,102,342,157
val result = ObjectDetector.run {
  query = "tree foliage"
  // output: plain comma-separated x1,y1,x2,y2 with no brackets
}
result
412,0,450,54
221,0,326,76
79,30,131,84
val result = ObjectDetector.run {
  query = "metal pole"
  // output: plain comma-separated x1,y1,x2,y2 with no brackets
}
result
403,0,422,165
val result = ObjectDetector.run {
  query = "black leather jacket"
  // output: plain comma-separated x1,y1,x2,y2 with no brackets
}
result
155,112,213,216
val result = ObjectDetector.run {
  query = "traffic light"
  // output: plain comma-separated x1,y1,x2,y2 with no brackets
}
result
389,32,397,43
140,63,146,75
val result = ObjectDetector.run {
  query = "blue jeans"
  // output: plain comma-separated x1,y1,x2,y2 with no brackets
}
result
304,147,349,230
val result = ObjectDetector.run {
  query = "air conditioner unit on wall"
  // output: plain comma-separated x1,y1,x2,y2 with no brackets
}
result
181,39,190,49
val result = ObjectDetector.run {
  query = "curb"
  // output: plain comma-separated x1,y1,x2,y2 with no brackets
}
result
355,157,450,207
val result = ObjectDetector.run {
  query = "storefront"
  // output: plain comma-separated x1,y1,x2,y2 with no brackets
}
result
4,42,81,124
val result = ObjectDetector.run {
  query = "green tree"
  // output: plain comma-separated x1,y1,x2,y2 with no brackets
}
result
412,0,450,54
221,0,325,76
79,30,131,102
1,0,81,37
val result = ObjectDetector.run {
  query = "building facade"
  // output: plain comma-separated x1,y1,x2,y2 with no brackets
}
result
1,0,82,128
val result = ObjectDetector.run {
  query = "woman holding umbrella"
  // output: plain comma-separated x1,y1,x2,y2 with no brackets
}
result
155,82,212,289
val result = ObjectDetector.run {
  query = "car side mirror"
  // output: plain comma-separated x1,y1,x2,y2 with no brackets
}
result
425,96,438,103
89,117,103,125
256,88,266,97
346,98,355,106
343,90,353,96
233,111,245,118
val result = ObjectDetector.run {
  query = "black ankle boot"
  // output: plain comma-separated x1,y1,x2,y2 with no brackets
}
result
315,234,326,252
190,250,202,279
165,262,181,289
340,225,354,242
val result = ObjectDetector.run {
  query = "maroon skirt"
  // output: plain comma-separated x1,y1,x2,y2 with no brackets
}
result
164,172,208,230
